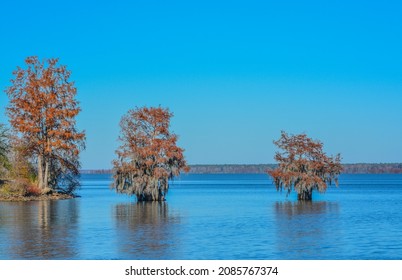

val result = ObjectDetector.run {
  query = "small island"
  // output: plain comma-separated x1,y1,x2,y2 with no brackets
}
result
0,57,84,202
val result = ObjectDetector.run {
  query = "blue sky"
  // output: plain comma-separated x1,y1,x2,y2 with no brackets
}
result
1,0,401,169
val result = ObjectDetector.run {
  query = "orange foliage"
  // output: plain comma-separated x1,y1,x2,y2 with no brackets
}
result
112,107,189,201
267,131,342,200
5,56,85,192
24,184,42,197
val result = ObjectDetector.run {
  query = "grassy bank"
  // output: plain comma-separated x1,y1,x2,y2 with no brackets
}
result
0,180,75,201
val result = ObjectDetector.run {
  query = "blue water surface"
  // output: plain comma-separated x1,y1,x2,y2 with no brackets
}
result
1,174,402,260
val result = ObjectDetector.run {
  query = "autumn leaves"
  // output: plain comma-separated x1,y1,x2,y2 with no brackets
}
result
2,56,342,201
2,56,189,200
5,57,85,195
268,132,342,200
111,107,189,201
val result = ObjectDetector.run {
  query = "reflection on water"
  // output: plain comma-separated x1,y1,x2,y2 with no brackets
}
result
1,174,402,259
0,200,79,259
113,202,181,259
274,201,341,259
275,201,339,216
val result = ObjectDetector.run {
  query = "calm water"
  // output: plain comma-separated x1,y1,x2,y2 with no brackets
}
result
1,174,402,260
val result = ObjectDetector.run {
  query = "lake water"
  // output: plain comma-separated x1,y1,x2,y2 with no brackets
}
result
1,174,402,260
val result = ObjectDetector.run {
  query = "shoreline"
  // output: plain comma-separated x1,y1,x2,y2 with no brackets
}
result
0,193,76,202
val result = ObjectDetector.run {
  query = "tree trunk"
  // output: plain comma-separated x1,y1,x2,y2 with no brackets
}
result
298,189,313,201
43,138,50,192
38,154,51,194
43,157,50,193
38,155,44,190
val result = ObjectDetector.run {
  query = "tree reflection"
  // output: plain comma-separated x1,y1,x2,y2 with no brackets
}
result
0,200,79,259
274,201,340,259
114,201,181,259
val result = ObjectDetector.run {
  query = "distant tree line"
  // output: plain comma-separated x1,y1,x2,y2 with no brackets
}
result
341,163,402,174
81,163,402,175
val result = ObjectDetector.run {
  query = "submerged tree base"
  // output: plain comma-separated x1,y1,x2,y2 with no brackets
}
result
297,190,313,201
136,194,166,202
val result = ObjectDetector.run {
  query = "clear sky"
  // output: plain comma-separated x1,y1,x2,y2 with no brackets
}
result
1,0,401,169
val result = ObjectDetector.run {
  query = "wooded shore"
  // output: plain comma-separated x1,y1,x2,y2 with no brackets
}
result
82,163,402,175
